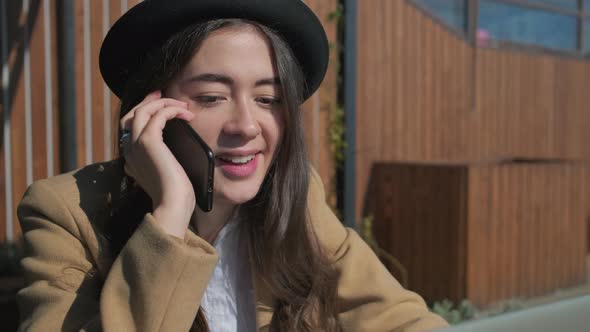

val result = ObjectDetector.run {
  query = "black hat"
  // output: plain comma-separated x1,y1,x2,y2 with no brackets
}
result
99,0,329,101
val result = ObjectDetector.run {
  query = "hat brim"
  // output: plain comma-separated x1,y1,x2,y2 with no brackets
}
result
99,0,329,101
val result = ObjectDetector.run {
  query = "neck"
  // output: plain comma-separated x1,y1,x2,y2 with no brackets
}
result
191,197,237,244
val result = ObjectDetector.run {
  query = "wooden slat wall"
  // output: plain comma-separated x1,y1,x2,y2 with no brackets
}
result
1,0,60,242
474,50,590,160
371,162,588,306
467,163,588,305
0,0,338,242
356,0,590,220
371,163,468,303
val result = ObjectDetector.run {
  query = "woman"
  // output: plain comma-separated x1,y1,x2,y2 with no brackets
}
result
16,0,448,331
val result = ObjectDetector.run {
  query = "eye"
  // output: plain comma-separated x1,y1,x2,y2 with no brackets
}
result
194,95,225,106
256,96,281,108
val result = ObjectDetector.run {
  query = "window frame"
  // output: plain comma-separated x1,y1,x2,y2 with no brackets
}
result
409,0,471,41
410,0,590,59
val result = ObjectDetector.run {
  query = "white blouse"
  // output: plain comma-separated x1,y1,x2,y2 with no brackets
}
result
201,218,257,332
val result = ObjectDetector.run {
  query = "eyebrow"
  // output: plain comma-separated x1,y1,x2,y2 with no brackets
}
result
184,73,280,87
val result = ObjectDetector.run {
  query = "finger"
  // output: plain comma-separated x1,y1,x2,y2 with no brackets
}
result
131,99,189,141
119,90,162,131
138,106,195,143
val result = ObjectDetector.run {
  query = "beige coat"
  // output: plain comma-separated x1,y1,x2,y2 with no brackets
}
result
17,160,448,331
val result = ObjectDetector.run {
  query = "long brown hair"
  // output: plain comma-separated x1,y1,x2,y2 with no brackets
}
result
107,19,341,331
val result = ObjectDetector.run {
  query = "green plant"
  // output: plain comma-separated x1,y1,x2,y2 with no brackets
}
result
328,105,347,169
431,299,477,325
327,3,344,23
497,299,525,315
326,3,346,171
484,298,525,318
321,1,347,214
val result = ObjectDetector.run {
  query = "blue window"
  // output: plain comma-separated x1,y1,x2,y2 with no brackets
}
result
414,0,588,56
413,0,468,33
527,0,578,10
478,0,578,51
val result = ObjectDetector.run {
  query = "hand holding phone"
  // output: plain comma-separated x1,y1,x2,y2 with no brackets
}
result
119,91,198,238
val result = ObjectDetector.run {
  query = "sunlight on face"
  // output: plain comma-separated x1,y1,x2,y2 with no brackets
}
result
165,26,284,205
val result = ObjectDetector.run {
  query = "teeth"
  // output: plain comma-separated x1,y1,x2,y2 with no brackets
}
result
220,154,255,164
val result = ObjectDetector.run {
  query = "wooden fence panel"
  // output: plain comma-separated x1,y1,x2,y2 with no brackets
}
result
371,162,588,306
466,163,587,305
371,163,469,303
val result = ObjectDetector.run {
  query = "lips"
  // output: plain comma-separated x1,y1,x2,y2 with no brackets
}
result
218,154,256,164
216,152,260,178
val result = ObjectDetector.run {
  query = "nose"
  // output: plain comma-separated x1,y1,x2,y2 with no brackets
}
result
222,98,261,139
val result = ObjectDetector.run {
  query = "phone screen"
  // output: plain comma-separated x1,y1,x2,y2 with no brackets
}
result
162,119,215,212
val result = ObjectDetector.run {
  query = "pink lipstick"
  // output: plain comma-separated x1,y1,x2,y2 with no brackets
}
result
217,153,259,178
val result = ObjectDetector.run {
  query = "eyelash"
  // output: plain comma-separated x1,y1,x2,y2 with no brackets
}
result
256,96,281,107
195,95,224,105
194,96,281,108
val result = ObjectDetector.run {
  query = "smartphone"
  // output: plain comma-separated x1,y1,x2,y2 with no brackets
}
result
162,118,215,212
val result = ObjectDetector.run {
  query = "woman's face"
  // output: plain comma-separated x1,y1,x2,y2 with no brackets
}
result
165,26,284,205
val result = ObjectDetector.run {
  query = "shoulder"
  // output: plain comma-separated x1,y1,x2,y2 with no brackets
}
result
18,159,125,246
307,168,351,260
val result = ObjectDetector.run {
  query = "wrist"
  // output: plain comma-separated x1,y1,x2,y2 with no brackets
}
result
152,204,194,239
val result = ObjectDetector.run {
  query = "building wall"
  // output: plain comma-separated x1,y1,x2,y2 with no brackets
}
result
355,0,590,220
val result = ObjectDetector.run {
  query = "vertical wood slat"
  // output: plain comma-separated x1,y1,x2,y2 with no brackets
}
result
9,0,29,241
74,0,85,167
23,0,33,189
31,0,47,183
0,0,8,243
90,0,104,164
50,0,59,177
43,0,55,178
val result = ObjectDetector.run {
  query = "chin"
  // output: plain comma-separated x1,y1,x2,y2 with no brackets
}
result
215,178,265,205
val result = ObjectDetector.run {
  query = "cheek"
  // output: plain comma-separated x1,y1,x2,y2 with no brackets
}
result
264,112,284,152
187,113,223,147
